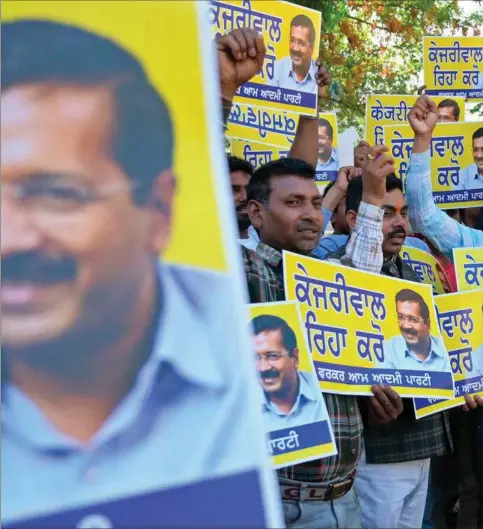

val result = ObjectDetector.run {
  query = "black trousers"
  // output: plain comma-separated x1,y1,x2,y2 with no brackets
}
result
471,407,483,529
431,408,482,529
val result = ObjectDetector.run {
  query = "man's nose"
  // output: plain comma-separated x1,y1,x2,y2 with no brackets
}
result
392,214,407,229
258,356,271,371
301,204,324,227
240,187,247,203
1,198,44,257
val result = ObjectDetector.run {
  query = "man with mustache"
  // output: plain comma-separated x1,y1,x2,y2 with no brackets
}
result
272,14,317,95
252,315,324,429
456,127,483,192
326,158,453,529
381,288,450,372
314,167,431,259
243,151,404,528
1,19,271,526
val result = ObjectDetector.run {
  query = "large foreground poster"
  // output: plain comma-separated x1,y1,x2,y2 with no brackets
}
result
1,1,283,527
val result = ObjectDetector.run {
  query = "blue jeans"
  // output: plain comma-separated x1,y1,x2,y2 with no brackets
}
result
283,488,362,529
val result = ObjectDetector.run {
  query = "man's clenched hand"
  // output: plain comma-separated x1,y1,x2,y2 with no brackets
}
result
217,28,266,101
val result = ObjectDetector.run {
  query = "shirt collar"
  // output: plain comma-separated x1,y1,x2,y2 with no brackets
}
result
318,149,338,167
288,60,316,84
254,242,283,268
263,371,317,414
149,264,226,390
469,163,483,181
404,336,445,362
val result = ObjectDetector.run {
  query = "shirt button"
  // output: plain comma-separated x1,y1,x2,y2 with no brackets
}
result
351,448,357,455
350,407,355,413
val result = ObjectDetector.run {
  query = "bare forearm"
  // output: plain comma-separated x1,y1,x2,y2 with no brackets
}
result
289,116,318,168
413,132,432,154
322,183,345,212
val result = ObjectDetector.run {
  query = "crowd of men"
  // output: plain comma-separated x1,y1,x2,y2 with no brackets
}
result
219,26,483,529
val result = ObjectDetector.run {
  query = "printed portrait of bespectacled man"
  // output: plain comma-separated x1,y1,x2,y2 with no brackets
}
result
2,17,265,525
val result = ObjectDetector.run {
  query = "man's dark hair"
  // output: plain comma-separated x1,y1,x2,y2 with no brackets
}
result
251,315,297,357
473,127,483,142
290,14,316,46
346,173,403,214
247,158,315,205
318,118,333,140
395,288,430,324
2,19,173,204
227,155,254,176
437,99,460,120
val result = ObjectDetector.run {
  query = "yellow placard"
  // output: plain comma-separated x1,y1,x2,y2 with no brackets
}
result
383,121,483,210
248,301,337,468
364,94,466,147
227,102,299,148
414,290,483,418
423,36,483,102
453,248,483,291
283,252,455,398
230,139,290,168
228,111,339,186
210,0,321,114
400,246,446,295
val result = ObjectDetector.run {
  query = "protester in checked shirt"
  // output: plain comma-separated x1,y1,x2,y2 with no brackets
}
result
242,151,403,528
326,146,453,529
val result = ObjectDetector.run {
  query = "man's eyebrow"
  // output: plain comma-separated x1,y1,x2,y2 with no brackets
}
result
382,204,396,212
284,193,306,200
24,171,87,184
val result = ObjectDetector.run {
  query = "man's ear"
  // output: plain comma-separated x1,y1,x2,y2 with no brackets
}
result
248,199,265,230
146,169,176,253
346,209,357,231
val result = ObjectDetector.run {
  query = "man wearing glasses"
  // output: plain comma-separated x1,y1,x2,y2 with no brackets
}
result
272,15,317,94
381,288,450,372
252,315,324,430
